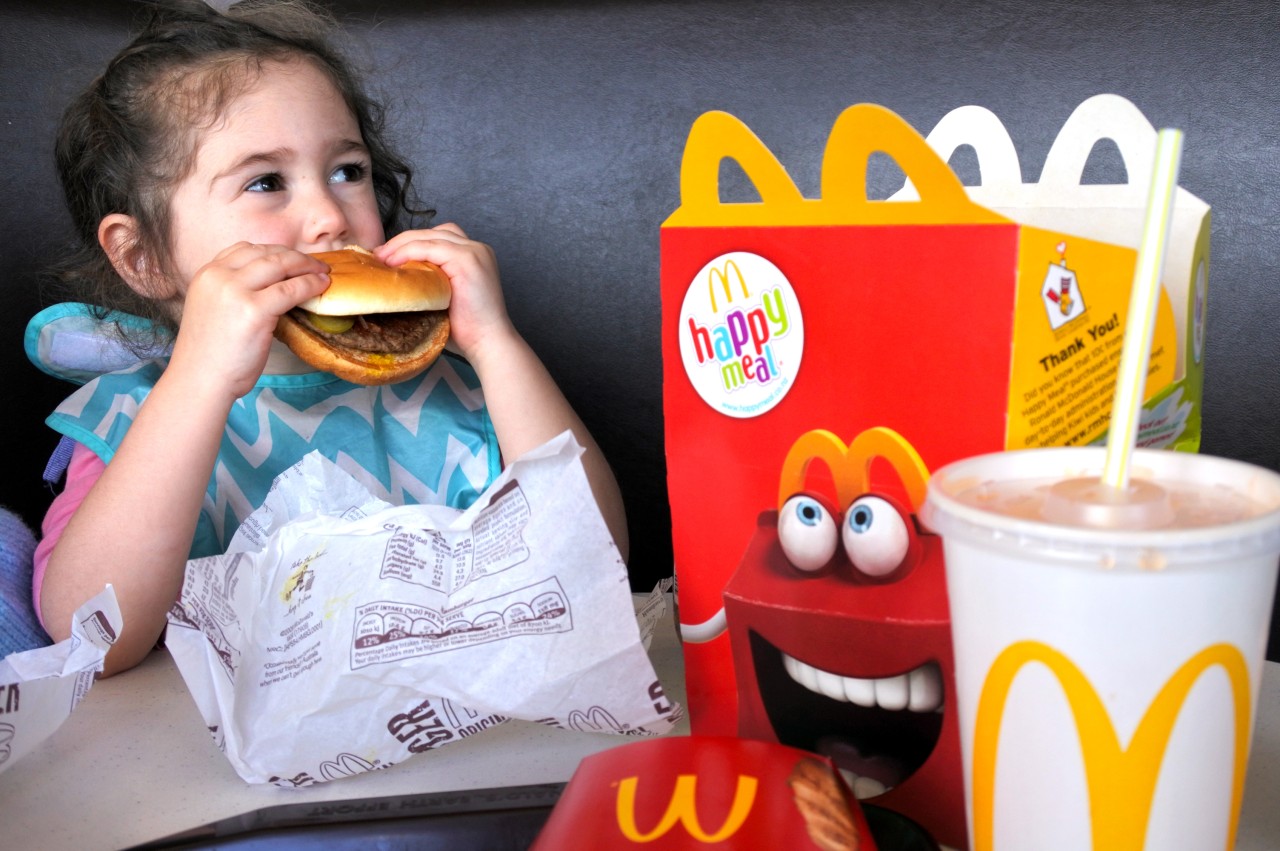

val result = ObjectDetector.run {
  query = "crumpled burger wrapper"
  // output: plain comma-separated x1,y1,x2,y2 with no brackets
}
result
166,431,682,786
0,586,121,775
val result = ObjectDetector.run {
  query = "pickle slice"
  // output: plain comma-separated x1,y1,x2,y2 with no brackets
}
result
305,311,355,334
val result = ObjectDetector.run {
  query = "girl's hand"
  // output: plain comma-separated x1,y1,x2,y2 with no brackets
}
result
169,242,330,398
378,225,629,560
375,224,514,363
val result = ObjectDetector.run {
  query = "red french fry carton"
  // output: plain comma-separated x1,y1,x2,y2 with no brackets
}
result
530,736,880,850
660,102,1197,849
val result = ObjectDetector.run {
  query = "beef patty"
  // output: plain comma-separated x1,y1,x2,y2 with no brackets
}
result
291,309,445,355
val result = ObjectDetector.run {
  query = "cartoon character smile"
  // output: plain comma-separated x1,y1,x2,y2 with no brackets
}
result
682,427,965,849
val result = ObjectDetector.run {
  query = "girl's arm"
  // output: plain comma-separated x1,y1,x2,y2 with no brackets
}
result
33,441,105,632
465,327,630,561
378,226,629,561
39,357,235,675
39,244,330,676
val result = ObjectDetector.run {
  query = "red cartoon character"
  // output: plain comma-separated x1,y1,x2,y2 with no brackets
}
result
683,426,964,849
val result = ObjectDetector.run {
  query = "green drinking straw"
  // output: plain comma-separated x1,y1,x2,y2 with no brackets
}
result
1101,128,1185,490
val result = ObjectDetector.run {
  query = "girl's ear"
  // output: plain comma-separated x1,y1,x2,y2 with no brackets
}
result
98,214,178,300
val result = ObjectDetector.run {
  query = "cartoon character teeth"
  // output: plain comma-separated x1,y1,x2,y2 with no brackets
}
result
681,426,965,850
781,655,943,713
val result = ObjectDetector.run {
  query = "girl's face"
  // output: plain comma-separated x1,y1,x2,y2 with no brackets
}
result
166,59,385,289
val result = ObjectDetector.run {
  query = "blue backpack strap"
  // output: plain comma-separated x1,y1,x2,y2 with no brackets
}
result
43,435,78,488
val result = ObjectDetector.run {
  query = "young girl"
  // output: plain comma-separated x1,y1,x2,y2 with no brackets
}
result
31,0,627,676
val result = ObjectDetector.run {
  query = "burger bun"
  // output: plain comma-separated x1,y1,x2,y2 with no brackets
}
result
274,246,452,386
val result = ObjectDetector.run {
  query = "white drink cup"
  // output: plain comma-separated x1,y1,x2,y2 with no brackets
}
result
922,447,1280,851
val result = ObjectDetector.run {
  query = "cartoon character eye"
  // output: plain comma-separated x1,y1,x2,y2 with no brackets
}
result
842,495,911,579
778,495,838,573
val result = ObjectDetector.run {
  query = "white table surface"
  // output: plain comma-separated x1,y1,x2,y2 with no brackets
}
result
0,600,1276,850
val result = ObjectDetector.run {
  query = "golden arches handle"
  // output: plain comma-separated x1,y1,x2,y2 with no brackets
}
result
822,103,995,224
674,110,805,224
666,105,1007,227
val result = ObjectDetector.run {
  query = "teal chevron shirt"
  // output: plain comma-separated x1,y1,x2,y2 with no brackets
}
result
44,352,501,560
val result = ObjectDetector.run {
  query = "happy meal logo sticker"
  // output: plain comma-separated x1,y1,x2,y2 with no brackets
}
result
1042,242,1086,330
678,252,804,418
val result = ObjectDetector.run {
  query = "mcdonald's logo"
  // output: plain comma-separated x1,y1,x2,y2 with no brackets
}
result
567,706,623,734
708,259,750,313
678,251,803,417
615,773,758,843
972,641,1251,851
777,426,929,513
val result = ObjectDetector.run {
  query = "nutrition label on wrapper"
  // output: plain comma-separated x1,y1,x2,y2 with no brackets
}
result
379,481,532,593
348,479,574,668
352,577,570,668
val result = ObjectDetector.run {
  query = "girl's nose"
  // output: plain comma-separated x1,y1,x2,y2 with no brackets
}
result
302,188,351,247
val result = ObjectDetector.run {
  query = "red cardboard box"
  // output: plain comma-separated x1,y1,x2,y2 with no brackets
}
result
531,736,880,850
660,102,1187,849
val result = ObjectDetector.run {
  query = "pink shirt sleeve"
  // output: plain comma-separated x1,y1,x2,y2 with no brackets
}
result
32,440,106,630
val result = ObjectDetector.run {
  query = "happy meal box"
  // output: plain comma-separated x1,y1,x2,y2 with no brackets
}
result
660,100,1207,849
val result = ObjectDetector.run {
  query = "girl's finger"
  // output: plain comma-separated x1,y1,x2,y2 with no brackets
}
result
432,222,468,239
208,244,329,288
257,272,332,316
377,224,471,260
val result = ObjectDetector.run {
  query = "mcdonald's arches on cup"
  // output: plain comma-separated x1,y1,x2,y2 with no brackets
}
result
924,447,1280,851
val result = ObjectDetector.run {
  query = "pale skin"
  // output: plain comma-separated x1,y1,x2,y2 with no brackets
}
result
40,59,628,676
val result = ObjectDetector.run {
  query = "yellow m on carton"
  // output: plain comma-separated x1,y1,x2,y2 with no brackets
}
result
973,641,1251,851
707,259,750,314
615,774,758,843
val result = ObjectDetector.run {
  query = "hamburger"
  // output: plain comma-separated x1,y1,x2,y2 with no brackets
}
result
275,246,451,385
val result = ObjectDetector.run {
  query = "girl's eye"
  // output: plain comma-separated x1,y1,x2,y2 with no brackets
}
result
841,495,910,579
245,173,284,193
330,162,367,184
777,495,838,573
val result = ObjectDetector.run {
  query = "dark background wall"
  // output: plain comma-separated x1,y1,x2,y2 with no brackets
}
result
3,0,1278,655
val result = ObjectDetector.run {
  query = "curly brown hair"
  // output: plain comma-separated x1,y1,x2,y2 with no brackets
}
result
53,0,429,351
